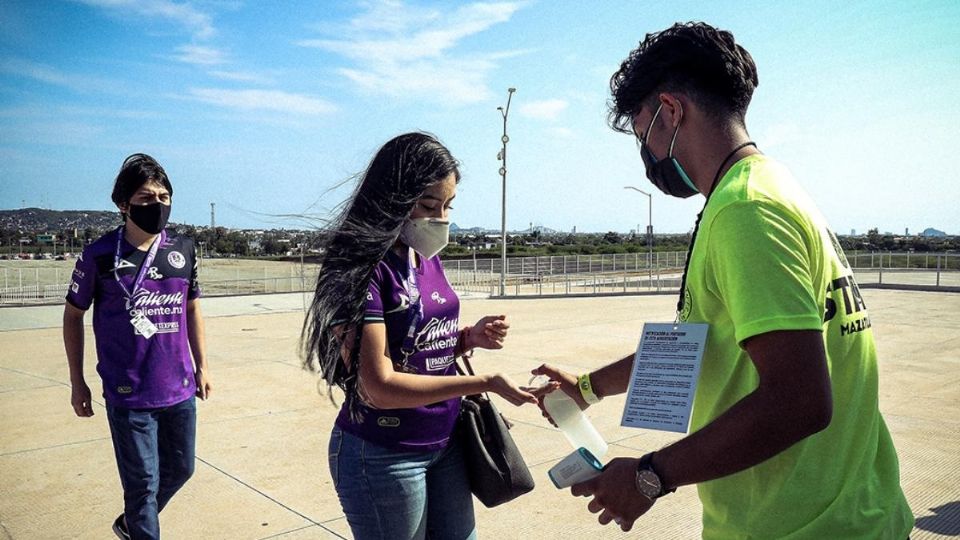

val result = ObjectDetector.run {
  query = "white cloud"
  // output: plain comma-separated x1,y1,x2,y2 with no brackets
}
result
297,0,525,106
518,99,569,120
0,58,113,93
208,70,276,85
185,88,336,115
172,45,227,65
77,0,216,39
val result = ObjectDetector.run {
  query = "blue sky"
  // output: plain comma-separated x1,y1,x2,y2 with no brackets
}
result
1,0,958,234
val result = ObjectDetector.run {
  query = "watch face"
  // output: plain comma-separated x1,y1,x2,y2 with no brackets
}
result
635,469,662,499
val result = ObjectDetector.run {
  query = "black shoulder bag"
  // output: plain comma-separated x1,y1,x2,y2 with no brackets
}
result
455,355,535,507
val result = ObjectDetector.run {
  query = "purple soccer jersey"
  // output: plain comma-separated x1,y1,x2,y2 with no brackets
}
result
335,250,462,451
67,227,201,408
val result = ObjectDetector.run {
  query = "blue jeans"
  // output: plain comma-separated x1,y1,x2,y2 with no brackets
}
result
106,397,196,540
329,426,477,540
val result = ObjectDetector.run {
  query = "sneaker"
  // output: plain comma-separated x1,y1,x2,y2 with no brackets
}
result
112,514,130,540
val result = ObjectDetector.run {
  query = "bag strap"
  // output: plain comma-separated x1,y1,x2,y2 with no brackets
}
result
454,354,476,377
455,354,514,429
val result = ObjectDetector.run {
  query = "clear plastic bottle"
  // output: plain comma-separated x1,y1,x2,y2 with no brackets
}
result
535,377,608,458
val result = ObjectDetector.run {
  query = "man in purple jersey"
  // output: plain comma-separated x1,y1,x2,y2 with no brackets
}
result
63,154,211,540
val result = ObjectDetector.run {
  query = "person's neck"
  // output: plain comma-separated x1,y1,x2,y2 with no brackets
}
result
688,124,758,196
124,221,159,251
391,242,419,268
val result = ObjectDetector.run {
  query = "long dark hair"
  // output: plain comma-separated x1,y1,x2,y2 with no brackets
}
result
301,132,460,421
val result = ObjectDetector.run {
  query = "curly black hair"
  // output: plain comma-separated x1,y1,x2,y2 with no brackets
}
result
608,22,759,133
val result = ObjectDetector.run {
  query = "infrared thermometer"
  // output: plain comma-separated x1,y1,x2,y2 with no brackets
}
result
548,447,604,489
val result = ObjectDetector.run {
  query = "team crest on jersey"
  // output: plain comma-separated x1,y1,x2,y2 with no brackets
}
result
430,291,447,304
167,251,186,269
679,288,692,322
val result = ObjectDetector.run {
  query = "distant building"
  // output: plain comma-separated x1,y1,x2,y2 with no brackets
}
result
850,229,856,236
36,233,56,245
921,228,947,238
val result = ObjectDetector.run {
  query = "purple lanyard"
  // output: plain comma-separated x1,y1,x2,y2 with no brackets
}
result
399,248,424,364
114,226,164,309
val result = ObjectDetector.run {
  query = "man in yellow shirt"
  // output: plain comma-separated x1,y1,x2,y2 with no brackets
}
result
534,21,913,539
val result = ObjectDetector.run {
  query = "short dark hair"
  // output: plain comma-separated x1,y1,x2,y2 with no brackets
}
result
111,153,173,208
608,21,759,133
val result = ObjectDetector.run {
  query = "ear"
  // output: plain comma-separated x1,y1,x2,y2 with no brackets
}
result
117,201,129,215
657,93,685,128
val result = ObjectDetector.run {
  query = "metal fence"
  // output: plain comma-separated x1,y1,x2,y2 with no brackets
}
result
1,251,958,306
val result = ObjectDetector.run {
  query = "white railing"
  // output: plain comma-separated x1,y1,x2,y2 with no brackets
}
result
2,252,958,305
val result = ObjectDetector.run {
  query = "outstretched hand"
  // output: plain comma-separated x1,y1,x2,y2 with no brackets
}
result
466,315,509,350
487,372,538,407
528,363,586,426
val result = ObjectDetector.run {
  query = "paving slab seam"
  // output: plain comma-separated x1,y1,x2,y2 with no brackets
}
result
194,455,343,537
0,435,112,457
0,366,70,387
258,523,349,540
0,383,61,394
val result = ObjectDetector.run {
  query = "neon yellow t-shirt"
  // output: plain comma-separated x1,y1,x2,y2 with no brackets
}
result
682,154,913,539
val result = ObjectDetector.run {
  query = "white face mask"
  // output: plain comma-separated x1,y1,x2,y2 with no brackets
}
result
400,218,449,259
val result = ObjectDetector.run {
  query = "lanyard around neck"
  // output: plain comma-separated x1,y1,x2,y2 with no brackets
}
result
399,247,425,364
114,226,164,304
675,142,757,319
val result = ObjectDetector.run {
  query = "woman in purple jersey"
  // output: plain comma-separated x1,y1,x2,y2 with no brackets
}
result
302,133,537,539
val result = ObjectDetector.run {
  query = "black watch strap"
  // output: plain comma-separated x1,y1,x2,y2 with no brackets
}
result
638,452,676,498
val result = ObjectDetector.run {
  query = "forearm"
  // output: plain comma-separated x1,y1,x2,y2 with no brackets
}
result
652,386,831,490
589,354,635,399
363,370,489,409
453,325,472,357
63,313,86,384
186,302,208,371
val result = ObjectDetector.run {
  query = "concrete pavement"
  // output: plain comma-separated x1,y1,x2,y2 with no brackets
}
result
1,290,958,539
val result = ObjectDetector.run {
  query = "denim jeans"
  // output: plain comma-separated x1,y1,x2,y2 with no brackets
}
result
329,426,477,540
106,397,196,540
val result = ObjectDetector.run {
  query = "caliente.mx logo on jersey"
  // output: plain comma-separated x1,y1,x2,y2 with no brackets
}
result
125,288,185,312
414,316,459,370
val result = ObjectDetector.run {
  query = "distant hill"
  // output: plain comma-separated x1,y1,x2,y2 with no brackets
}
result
921,227,947,237
0,208,120,232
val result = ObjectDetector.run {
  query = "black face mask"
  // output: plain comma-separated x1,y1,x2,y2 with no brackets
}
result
637,104,699,199
128,203,171,234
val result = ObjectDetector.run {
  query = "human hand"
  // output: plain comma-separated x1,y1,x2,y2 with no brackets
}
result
71,381,94,417
195,369,213,400
466,315,509,351
529,363,586,426
486,372,538,407
571,457,653,532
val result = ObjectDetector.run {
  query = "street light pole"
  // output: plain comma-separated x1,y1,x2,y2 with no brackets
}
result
624,186,653,288
497,87,516,297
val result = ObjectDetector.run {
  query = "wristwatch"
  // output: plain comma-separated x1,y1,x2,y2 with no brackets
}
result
635,452,674,500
